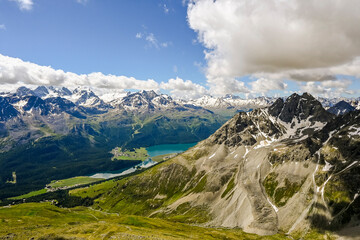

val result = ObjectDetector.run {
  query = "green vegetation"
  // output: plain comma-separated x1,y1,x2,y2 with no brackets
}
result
324,176,351,215
69,179,118,199
48,176,103,189
273,178,305,207
8,189,47,200
221,176,235,198
192,175,207,193
152,153,177,162
70,162,196,216
0,202,334,239
182,148,209,162
264,173,304,207
0,134,139,200
155,202,211,224
263,172,279,198
111,147,149,161
0,109,224,200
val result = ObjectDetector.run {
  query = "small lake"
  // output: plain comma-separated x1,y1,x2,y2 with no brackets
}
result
90,142,198,179
146,142,198,157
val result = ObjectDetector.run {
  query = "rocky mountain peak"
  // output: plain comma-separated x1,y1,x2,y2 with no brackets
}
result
269,92,333,123
33,86,49,97
120,90,176,112
16,86,35,97
138,90,159,100
327,100,355,116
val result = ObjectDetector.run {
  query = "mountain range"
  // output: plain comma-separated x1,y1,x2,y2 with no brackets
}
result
2,85,360,117
0,90,359,239
0,86,226,199
62,92,360,236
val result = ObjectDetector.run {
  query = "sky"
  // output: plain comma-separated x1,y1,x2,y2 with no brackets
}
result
0,0,359,99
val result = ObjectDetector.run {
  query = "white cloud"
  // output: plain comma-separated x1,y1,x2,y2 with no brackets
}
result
321,79,352,89
76,0,88,4
0,24,6,30
161,77,208,100
136,32,171,49
0,54,213,100
160,42,172,48
135,33,143,39
208,77,249,96
9,0,33,11
182,0,189,7
187,0,360,95
0,54,159,91
249,78,287,95
299,80,355,98
163,4,169,14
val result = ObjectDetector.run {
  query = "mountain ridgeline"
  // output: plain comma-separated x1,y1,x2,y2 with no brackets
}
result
69,92,360,235
0,87,226,199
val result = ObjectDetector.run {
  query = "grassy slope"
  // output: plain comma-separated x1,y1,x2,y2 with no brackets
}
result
8,189,47,200
0,202,330,240
49,176,104,189
112,147,149,161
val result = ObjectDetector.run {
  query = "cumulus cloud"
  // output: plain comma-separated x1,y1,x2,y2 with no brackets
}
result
187,0,360,95
0,54,212,100
208,77,249,96
0,54,159,91
249,78,287,95
161,77,208,99
300,80,355,98
9,0,33,11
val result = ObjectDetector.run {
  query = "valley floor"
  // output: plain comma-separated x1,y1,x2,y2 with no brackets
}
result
0,202,335,240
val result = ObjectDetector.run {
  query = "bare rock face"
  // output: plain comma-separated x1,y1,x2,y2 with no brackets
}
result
269,93,333,123
327,100,356,116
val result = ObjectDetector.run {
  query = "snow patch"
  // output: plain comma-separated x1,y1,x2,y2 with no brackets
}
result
209,153,216,159
322,161,333,172
266,197,279,212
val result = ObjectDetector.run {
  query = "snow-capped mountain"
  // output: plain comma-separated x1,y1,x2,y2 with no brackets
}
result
117,90,179,112
317,96,360,110
327,100,356,115
69,87,109,109
1,86,359,118
33,86,73,98
184,94,277,117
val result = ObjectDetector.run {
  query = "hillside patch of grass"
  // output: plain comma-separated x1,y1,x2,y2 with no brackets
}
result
0,202,334,240
48,176,103,189
111,147,149,161
8,189,47,200
264,173,304,207
221,176,235,198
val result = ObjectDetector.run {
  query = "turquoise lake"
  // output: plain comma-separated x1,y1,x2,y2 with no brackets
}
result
90,142,198,179
146,142,198,157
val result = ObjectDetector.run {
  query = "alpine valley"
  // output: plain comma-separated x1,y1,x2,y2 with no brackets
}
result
0,90,359,239
0,86,227,199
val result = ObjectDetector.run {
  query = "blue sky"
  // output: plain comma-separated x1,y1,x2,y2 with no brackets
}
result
0,0,206,83
0,0,359,99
